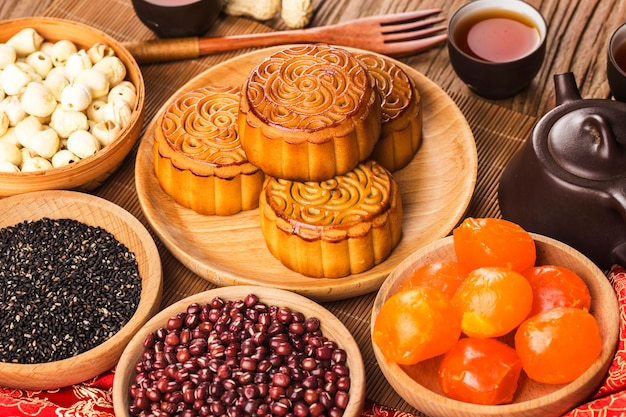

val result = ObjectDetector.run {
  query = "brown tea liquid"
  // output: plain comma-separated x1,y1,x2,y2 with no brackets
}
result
453,9,541,63
613,41,626,74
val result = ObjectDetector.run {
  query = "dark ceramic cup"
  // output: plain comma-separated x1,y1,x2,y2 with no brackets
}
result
447,0,547,99
608,23,626,102
132,0,224,38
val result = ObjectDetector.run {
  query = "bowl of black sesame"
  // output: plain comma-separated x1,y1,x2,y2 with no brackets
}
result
112,285,366,417
0,189,162,390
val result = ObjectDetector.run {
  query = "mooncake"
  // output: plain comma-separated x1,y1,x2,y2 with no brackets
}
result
259,159,403,278
154,85,264,216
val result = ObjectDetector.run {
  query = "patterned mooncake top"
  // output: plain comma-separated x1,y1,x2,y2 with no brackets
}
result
356,52,416,124
264,160,395,230
159,85,247,165
244,44,373,131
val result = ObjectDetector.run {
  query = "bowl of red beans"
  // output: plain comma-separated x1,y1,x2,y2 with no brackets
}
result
0,190,162,390
112,285,366,417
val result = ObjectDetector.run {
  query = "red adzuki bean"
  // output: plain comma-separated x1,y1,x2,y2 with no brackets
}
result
129,295,352,417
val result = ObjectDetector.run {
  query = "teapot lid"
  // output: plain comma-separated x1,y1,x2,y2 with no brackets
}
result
545,73,626,181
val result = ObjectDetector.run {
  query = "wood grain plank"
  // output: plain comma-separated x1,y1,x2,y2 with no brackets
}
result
0,0,52,18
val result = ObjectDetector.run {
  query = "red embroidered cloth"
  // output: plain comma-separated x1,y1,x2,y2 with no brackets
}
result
2,265,626,417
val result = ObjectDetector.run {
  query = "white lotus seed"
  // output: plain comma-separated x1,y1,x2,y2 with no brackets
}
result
45,65,67,79
281,0,314,29
15,115,43,147
73,68,109,98
7,28,44,56
0,126,19,146
0,141,22,166
64,49,92,81
87,99,107,123
0,95,27,126
49,107,89,138
93,56,126,87
108,80,137,107
20,146,33,162
0,160,19,172
103,100,132,128
39,41,54,57
43,66,69,101
20,81,57,118
21,156,52,171
27,128,60,159
0,112,9,136
26,51,53,78
87,42,115,64
51,148,79,168
60,82,92,112
67,129,101,158
51,39,78,67
1,62,33,95
0,43,17,70
91,119,122,147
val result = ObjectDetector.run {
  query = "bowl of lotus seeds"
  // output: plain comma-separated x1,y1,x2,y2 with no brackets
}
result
0,17,145,197
0,190,163,390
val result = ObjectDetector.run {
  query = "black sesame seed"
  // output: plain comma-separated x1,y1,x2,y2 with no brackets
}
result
0,217,142,364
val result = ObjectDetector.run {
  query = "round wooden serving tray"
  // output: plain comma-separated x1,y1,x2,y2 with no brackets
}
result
135,46,477,302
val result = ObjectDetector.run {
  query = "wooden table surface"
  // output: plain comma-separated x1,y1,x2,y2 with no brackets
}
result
2,0,625,415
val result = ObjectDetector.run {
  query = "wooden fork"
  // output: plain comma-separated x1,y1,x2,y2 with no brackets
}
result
124,9,448,64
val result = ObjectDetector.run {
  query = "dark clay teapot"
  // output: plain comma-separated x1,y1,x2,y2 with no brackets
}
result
498,72,626,270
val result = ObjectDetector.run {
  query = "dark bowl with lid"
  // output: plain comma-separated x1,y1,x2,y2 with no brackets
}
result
132,0,224,38
499,72,626,270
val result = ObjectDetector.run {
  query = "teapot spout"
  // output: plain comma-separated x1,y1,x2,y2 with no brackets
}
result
554,72,582,106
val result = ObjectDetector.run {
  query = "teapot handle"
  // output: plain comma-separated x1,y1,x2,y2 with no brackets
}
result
607,186,626,221
606,186,626,267
554,72,582,106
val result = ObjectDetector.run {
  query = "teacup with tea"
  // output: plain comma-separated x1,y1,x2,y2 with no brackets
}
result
448,0,547,99
608,23,626,102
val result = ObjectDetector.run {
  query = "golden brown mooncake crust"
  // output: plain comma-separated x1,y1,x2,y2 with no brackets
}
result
154,85,264,216
356,52,422,172
259,160,403,278
238,44,382,182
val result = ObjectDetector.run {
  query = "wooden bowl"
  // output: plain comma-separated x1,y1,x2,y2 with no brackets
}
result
371,233,620,417
113,285,366,417
0,190,162,390
0,17,145,197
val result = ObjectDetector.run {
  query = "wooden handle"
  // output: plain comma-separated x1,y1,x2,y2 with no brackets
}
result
123,30,319,64
123,38,201,64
